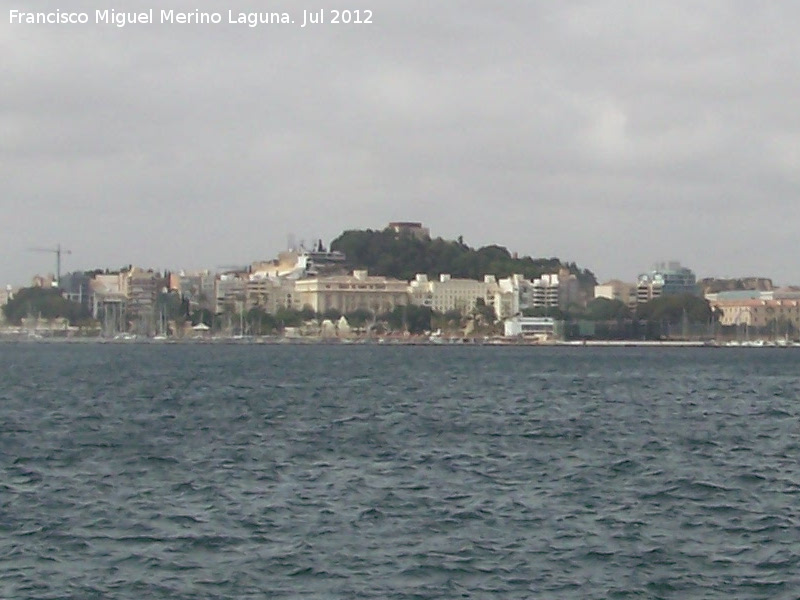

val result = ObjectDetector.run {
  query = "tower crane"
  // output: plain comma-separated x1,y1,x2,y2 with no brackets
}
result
28,244,72,287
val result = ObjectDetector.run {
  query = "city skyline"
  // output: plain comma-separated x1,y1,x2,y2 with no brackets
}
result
8,227,794,292
4,2,800,286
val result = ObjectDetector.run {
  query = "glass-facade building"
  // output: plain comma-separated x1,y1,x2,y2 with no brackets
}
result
637,262,698,302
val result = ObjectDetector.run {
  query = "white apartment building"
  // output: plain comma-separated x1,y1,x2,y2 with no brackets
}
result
409,274,492,314
530,269,580,310
496,275,522,318
409,274,519,320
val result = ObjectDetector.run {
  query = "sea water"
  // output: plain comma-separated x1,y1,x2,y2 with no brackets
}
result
1,344,799,598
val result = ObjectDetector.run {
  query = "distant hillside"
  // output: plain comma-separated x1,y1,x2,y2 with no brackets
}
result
330,228,597,287
699,277,773,294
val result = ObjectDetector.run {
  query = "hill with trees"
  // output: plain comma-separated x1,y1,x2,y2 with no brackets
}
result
330,228,597,287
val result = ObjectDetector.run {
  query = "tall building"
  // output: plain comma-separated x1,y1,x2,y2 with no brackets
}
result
90,272,129,335
128,268,166,334
530,269,580,310
637,262,698,303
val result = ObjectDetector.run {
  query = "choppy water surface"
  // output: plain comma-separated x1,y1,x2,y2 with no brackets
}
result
2,344,800,598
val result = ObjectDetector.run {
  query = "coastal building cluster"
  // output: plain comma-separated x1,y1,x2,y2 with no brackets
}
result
4,222,800,341
27,253,581,336
592,261,800,335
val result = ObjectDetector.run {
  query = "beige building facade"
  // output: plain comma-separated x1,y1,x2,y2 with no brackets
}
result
594,280,638,309
245,277,296,313
294,270,408,314
408,274,521,320
711,299,800,330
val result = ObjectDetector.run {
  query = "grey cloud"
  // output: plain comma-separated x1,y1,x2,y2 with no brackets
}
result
3,1,800,285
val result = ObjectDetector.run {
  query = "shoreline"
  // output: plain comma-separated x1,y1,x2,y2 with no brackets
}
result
0,335,795,348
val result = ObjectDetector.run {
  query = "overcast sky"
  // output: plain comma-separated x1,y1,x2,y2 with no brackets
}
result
3,1,800,286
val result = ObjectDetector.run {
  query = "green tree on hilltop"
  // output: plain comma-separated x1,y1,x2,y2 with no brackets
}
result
330,228,597,287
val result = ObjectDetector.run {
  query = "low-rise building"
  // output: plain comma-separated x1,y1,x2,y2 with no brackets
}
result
294,270,408,315
503,316,561,340
710,298,800,331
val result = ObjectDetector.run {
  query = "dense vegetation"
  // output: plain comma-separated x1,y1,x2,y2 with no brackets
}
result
635,293,714,324
2,287,91,325
330,228,597,287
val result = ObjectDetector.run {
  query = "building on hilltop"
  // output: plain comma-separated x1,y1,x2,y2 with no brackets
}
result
387,222,430,240
637,262,698,303
251,240,346,280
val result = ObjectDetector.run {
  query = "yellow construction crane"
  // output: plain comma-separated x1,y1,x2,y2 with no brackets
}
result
28,244,72,286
